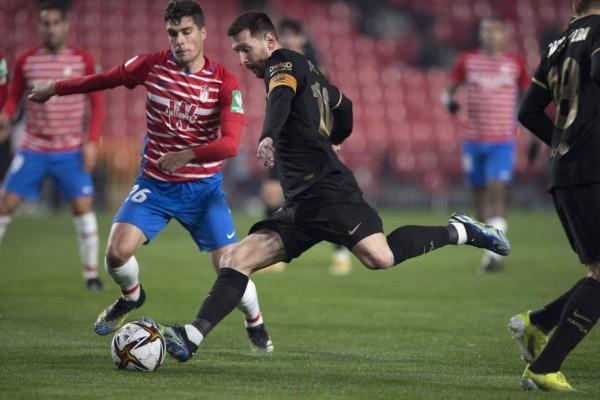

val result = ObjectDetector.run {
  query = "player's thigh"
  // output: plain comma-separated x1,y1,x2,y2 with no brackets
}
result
249,205,320,263
221,229,286,275
49,150,94,201
462,141,485,187
351,232,394,270
483,142,515,185
552,184,600,264
0,191,23,215
2,150,49,201
113,178,172,246
179,186,238,252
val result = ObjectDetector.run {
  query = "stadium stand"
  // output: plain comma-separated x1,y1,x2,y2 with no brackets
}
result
1,0,569,205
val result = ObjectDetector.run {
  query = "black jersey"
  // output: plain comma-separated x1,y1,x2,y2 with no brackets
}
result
262,48,358,201
533,15,600,188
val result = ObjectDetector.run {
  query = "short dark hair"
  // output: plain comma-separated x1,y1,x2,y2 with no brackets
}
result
278,17,303,36
227,10,278,39
575,0,600,12
39,1,69,20
164,0,205,29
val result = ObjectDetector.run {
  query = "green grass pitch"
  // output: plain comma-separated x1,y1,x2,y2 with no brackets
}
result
0,209,597,399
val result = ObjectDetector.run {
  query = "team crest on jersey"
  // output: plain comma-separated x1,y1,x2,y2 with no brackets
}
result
199,85,210,102
231,90,244,114
165,100,198,130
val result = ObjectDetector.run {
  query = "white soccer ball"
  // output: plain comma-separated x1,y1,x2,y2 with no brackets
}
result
111,321,166,372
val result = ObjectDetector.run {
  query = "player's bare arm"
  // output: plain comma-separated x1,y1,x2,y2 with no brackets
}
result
28,80,57,103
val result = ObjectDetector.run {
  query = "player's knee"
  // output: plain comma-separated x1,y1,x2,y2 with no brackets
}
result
361,251,393,270
105,242,133,268
586,263,600,281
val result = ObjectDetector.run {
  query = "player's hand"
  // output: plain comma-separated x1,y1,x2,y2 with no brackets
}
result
157,149,195,174
258,137,275,168
527,141,541,166
28,80,57,103
441,93,460,115
82,142,98,172
0,113,11,144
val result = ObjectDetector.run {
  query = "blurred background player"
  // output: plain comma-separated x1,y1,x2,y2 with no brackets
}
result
0,1,104,290
508,0,600,391
0,50,10,185
29,0,273,352
443,15,529,273
261,16,351,275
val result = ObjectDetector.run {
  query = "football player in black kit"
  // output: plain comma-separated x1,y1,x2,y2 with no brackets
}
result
144,11,510,363
508,0,600,392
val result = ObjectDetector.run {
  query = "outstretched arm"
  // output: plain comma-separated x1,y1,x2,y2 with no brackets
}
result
28,65,132,103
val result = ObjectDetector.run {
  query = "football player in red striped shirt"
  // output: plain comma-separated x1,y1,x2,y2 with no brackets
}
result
0,1,105,290
443,16,530,273
29,0,273,353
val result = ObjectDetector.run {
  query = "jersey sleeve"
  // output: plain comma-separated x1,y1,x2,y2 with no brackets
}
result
264,50,298,96
55,52,158,96
449,52,467,85
218,69,246,125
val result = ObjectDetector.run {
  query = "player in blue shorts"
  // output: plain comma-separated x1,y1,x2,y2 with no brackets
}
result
0,2,104,290
29,0,273,352
444,15,530,272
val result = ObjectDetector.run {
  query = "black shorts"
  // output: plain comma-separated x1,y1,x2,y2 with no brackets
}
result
249,190,383,262
552,183,600,264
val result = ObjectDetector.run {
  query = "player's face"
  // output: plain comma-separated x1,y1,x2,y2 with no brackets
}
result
167,17,206,68
232,29,272,78
39,9,68,52
479,20,506,53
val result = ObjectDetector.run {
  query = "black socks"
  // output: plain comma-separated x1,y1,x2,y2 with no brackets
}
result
530,278,600,374
386,225,451,266
190,268,249,337
529,278,586,334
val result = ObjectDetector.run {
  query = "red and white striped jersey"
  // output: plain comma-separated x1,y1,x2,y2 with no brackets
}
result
2,46,103,152
87,51,246,182
450,50,529,142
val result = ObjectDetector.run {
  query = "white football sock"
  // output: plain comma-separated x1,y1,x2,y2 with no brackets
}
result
184,324,204,346
0,215,12,246
485,217,508,261
74,212,99,279
237,279,263,327
450,222,468,244
106,256,140,301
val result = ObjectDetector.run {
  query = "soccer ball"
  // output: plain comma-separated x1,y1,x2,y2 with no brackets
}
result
111,321,166,372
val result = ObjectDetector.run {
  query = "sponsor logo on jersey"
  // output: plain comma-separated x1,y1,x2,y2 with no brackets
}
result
165,100,198,130
231,90,244,114
269,61,293,75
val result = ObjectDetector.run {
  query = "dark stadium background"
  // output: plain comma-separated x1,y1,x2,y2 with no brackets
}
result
0,0,570,211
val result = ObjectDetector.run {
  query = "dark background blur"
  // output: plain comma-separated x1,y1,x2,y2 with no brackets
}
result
0,0,571,212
